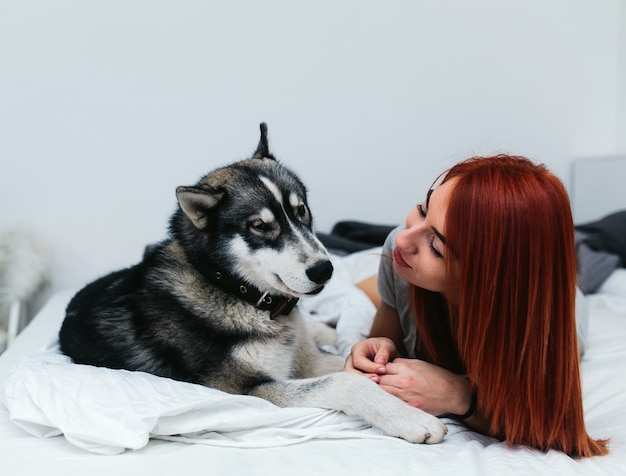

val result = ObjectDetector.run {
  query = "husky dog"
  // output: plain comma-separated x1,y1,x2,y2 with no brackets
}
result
59,124,447,444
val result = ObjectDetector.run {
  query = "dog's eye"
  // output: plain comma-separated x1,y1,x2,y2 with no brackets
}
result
296,204,308,219
251,221,272,233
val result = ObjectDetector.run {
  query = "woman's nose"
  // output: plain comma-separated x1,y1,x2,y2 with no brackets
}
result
396,227,420,254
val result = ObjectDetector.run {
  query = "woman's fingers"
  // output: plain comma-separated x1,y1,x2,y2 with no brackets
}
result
345,338,396,374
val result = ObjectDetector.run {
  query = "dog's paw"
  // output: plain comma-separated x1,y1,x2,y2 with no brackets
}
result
307,321,337,349
381,407,447,444
404,410,448,444
322,372,447,444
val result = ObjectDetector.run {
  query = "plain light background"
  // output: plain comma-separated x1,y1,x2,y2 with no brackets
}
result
1,0,625,295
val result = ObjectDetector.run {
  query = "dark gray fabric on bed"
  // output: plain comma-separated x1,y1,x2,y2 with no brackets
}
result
574,211,626,293
318,221,396,256
330,221,397,246
575,211,626,265
575,232,621,294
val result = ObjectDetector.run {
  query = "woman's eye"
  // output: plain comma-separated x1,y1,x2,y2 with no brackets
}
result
417,204,427,218
429,236,444,259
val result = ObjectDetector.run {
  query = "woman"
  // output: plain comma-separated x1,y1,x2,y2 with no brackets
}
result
344,155,609,457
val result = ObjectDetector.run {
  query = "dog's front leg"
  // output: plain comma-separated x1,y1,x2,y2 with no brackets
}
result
249,372,447,444
291,327,344,378
286,313,344,377
307,321,337,349
307,352,345,376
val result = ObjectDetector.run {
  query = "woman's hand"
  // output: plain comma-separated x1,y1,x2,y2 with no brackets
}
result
343,337,397,382
345,342,473,417
378,358,473,417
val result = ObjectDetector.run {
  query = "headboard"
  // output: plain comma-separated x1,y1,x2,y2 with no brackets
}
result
571,155,626,224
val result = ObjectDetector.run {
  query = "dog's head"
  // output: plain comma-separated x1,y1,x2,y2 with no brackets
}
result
172,123,333,298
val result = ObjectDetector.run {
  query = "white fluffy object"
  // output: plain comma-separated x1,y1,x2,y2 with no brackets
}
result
0,229,50,308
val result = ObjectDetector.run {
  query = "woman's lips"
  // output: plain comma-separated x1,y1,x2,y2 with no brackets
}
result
393,247,411,269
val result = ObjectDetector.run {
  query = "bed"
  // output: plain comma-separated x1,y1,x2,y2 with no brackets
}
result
2,174,626,476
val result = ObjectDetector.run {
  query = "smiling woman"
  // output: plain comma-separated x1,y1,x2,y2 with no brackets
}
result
345,155,610,458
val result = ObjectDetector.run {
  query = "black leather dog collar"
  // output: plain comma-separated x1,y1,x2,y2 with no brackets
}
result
196,262,299,320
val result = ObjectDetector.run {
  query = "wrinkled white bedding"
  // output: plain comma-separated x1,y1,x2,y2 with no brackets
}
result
1,248,386,455
3,348,385,454
1,253,625,475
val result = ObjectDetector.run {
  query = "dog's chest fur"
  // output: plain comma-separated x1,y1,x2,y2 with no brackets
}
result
229,314,308,379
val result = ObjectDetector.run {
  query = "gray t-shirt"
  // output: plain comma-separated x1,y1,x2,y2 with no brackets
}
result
377,226,419,358
377,226,589,358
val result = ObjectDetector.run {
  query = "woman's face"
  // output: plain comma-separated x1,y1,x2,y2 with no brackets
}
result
393,178,456,293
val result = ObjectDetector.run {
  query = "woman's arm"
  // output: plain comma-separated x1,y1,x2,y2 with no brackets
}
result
378,358,493,434
368,300,408,356
343,299,407,378
376,360,493,437
352,278,493,433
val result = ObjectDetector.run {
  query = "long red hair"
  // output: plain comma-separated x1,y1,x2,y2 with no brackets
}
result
411,155,609,457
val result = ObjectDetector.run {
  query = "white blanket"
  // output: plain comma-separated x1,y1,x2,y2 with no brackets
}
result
2,345,391,455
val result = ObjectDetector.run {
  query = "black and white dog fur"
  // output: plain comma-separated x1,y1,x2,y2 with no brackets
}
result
59,124,447,444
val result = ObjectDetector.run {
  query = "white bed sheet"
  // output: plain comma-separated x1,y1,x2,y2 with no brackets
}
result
1,257,625,475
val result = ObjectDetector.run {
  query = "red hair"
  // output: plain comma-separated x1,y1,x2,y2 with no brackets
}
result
411,155,609,457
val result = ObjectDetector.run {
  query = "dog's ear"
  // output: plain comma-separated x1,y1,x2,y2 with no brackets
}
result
251,122,276,161
176,186,225,229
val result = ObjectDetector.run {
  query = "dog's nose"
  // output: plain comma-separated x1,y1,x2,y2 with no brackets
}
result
306,260,334,284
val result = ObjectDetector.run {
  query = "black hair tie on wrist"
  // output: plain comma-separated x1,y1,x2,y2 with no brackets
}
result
441,391,478,421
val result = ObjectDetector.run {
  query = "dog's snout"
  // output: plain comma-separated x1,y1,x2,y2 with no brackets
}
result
306,260,334,285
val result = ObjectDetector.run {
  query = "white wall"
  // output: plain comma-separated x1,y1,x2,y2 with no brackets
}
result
619,0,626,151
0,0,623,294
